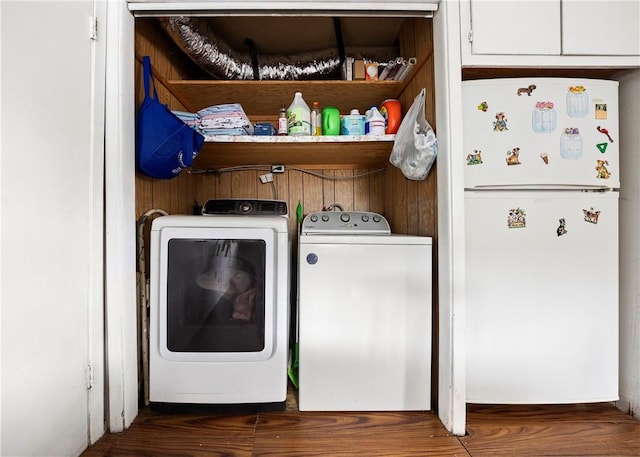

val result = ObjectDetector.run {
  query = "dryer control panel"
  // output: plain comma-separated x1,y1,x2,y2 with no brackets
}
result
202,199,288,216
301,211,391,235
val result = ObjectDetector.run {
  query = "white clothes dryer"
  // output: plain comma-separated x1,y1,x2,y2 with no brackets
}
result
297,211,433,411
149,199,290,411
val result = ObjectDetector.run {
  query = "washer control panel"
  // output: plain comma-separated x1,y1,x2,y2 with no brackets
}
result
301,211,391,235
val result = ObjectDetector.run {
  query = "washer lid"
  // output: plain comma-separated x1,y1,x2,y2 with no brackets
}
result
202,199,288,216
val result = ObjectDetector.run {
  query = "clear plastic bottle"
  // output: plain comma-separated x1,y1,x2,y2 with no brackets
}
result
311,101,322,136
277,104,288,136
287,92,311,136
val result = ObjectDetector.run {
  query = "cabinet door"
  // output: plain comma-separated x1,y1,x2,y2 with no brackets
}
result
466,0,561,55
562,1,640,56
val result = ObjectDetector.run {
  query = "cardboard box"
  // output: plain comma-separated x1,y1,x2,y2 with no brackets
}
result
353,59,365,80
365,62,379,80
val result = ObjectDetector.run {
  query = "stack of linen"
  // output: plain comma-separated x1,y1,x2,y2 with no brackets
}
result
172,110,200,129
199,103,253,136
172,103,253,136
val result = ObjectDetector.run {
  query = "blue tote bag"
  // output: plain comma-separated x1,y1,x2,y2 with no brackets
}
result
136,56,204,179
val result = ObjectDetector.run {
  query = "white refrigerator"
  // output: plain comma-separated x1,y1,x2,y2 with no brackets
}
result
463,78,619,404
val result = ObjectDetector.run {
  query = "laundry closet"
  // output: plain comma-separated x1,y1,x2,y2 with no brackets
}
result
134,12,440,403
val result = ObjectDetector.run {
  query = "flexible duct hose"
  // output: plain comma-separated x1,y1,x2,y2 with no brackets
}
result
160,16,398,80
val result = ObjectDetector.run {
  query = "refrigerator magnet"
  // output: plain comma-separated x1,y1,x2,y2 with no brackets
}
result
493,112,508,131
567,85,589,118
508,208,526,229
466,150,483,165
532,101,557,133
506,147,521,165
560,128,583,160
557,218,568,236
540,153,549,164
517,84,537,96
583,207,601,224
597,126,614,143
595,103,608,120
477,101,489,112
597,142,609,153
595,160,612,179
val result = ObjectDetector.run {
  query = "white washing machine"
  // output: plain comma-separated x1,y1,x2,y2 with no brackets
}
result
297,211,432,411
149,199,290,411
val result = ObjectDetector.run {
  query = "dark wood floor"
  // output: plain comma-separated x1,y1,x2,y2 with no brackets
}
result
83,389,640,457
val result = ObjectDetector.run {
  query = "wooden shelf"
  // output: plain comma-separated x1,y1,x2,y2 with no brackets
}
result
167,79,404,169
192,135,396,169
167,79,405,115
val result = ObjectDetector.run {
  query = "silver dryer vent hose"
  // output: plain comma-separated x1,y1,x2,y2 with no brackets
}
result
160,16,398,81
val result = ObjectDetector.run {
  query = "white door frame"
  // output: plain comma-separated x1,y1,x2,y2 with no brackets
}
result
105,0,466,435
104,0,138,433
433,0,466,435
88,0,108,443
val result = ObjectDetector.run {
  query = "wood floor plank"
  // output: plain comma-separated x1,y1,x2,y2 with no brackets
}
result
462,404,640,457
461,421,640,457
254,411,468,456
85,411,257,456
256,411,451,437
252,436,469,457
467,403,638,423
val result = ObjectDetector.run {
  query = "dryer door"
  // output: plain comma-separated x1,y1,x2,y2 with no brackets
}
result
155,226,277,362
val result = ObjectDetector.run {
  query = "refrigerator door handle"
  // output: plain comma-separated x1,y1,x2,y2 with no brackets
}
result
465,184,619,192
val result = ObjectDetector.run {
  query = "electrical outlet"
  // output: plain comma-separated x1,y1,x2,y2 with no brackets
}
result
271,165,285,173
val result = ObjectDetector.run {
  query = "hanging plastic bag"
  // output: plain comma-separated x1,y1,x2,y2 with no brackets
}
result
389,88,438,180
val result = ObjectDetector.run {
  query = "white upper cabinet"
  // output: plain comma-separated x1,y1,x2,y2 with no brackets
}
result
460,0,640,67
464,1,561,56
561,1,640,56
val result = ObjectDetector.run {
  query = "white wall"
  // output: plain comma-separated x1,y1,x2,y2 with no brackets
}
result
617,68,640,420
0,1,105,455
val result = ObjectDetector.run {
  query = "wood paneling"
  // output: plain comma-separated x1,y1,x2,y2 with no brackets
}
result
135,17,437,237
168,79,410,115
192,138,395,170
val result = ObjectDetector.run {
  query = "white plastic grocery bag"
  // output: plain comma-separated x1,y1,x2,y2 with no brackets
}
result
389,88,438,180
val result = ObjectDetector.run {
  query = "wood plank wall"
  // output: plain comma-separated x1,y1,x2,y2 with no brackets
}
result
134,17,439,407
135,18,436,235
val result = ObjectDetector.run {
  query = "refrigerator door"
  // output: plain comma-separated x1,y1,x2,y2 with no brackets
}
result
465,190,618,403
463,78,619,189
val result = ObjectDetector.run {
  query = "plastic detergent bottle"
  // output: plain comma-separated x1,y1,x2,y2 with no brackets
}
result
364,109,372,134
287,92,311,136
380,99,401,134
366,106,386,135
341,109,365,135
311,101,322,136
